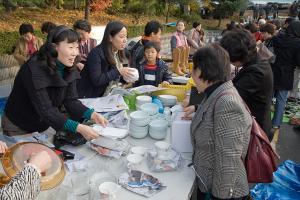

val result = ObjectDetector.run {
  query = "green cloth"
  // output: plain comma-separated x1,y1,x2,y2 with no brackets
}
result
56,60,65,77
83,108,94,120
64,119,79,133
271,112,290,123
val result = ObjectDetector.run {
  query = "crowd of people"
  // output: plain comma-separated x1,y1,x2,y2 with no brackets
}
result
0,14,299,199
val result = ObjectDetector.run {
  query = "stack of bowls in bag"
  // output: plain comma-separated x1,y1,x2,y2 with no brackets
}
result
140,103,159,121
149,119,168,140
129,111,150,139
135,95,152,110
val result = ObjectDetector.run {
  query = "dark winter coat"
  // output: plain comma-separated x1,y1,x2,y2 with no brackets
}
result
134,59,172,87
5,56,88,133
77,44,121,98
272,21,300,90
233,56,273,140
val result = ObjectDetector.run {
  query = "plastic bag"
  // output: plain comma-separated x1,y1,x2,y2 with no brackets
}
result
251,160,300,200
146,148,184,172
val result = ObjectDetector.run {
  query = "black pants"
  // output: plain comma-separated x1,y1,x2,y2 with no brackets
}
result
197,187,251,200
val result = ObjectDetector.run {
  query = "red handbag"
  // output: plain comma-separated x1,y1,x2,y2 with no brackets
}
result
245,116,279,183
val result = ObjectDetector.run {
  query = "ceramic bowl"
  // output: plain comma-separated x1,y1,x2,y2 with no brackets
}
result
158,95,177,107
140,103,159,116
129,130,148,139
130,111,150,126
149,119,168,131
136,95,152,106
129,125,148,139
149,129,167,140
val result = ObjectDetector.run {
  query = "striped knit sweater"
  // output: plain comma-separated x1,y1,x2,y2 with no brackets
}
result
0,165,41,200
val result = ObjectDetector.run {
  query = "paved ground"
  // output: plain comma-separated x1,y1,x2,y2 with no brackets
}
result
277,123,300,164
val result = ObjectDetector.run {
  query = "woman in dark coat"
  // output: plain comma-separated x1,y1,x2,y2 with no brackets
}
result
220,29,274,140
77,21,136,98
271,21,300,129
2,26,107,140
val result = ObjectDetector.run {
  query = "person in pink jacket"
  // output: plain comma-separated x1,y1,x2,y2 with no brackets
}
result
170,20,190,76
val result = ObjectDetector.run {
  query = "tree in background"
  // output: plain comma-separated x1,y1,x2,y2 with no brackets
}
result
2,0,17,12
85,0,90,21
126,0,157,24
84,0,112,21
90,0,112,11
106,0,125,14
164,0,198,23
211,0,248,26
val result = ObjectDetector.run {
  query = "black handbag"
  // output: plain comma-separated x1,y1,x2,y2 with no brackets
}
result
53,130,86,148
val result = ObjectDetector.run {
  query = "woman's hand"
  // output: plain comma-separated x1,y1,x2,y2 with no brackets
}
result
181,95,190,108
119,67,134,78
76,124,99,141
0,141,8,154
183,105,196,120
120,67,137,83
91,112,108,127
76,63,85,71
162,81,170,85
29,151,52,173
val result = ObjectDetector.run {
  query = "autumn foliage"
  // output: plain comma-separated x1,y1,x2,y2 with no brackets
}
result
90,0,112,12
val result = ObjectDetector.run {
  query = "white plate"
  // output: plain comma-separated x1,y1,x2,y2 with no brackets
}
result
92,125,128,139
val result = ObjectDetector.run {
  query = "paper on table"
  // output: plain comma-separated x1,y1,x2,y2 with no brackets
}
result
129,85,164,94
79,94,128,112
61,145,88,172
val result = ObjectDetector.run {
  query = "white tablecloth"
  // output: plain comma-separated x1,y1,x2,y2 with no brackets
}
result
35,129,195,200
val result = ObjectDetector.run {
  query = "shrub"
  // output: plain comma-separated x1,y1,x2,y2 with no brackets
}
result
106,0,125,15
181,12,201,25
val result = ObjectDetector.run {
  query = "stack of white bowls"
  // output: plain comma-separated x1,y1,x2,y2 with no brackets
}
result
135,95,152,110
129,111,150,139
149,119,168,140
140,103,159,120
158,95,177,107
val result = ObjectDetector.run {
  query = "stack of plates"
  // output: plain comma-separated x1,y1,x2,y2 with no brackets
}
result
140,103,159,116
149,120,168,140
158,95,177,107
136,95,152,110
129,111,150,139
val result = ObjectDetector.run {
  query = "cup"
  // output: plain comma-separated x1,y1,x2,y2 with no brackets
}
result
154,141,171,160
127,154,143,170
131,146,147,156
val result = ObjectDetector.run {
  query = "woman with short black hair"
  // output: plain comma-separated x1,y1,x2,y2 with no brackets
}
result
73,19,97,71
3,25,108,140
13,23,43,65
220,29,273,140
41,21,56,35
184,44,252,200
77,21,136,98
